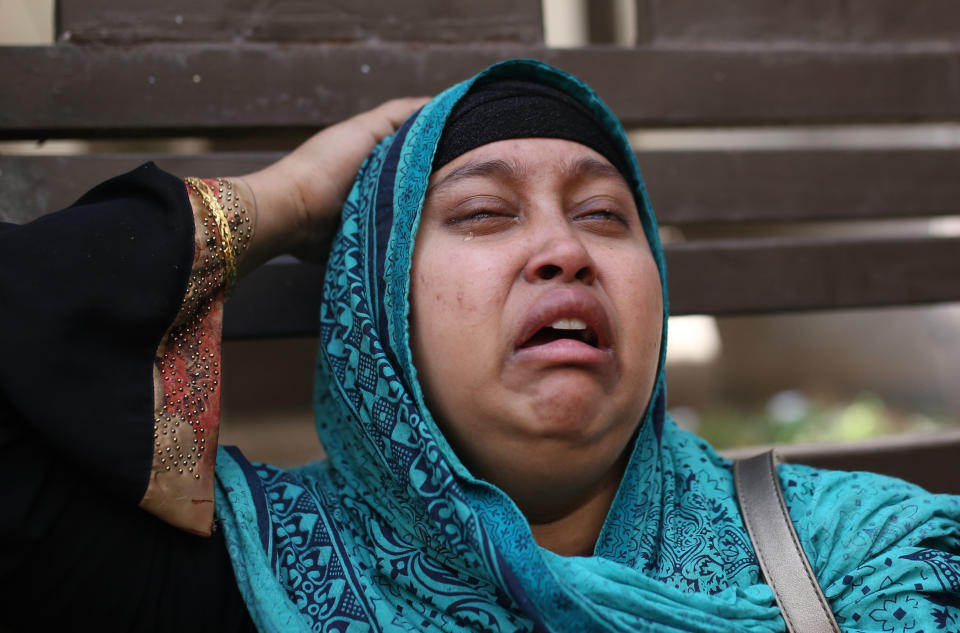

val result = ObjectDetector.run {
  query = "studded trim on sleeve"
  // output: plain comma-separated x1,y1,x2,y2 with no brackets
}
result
138,178,253,535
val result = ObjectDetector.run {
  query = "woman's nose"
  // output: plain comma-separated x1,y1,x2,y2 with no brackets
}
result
523,227,597,285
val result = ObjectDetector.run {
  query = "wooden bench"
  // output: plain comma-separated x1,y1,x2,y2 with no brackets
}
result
2,1,958,493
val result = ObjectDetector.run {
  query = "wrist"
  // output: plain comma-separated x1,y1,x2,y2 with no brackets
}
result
184,177,254,297
234,164,302,273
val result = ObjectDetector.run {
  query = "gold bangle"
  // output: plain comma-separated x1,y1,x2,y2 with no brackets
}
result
185,176,238,297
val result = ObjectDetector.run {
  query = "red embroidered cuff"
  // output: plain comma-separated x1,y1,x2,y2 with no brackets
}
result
139,178,253,535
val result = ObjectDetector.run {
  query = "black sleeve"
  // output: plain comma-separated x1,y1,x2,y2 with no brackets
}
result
0,164,255,632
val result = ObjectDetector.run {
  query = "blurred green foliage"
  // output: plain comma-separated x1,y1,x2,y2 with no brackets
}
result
669,391,955,450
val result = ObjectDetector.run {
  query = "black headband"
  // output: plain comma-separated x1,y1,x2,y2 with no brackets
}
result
432,78,630,177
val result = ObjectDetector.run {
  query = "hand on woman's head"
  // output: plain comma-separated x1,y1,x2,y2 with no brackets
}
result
239,97,429,270
282,97,431,256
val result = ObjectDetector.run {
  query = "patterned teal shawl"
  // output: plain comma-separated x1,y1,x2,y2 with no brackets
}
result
215,60,960,632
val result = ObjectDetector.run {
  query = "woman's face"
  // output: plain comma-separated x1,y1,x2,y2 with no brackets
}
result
411,138,663,521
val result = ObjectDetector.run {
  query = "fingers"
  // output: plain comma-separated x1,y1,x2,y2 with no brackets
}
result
239,95,433,268
355,96,431,141
378,96,431,126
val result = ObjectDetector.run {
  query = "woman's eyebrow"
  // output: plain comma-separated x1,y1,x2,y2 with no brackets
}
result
426,159,521,196
565,157,625,183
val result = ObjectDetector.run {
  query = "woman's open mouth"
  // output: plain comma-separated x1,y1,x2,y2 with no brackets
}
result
518,318,600,349
513,289,613,364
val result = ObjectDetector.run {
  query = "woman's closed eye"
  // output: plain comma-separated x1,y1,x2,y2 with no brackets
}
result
452,209,507,222
445,206,519,235
573,207,632,235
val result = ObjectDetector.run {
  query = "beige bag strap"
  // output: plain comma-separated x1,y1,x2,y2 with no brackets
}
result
734,450,840,633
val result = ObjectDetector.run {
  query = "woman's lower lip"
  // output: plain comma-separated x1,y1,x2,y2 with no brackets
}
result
512,339,612,364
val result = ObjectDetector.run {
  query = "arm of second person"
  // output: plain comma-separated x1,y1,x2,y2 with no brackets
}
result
238,97,428,271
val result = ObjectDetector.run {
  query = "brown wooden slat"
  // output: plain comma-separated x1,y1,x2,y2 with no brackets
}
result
225,258,325,339
641,0,960,44
666,235,960,315
0,154,275,224
587,0,621,44
722,430,960,495
57,0,543,44
3,154,957,326
637,148,960,225
5,150,960,226
227,236,960,336
223,235,960,339
3,44,960,137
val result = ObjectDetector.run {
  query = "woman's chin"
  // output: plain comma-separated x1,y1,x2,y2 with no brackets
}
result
515,372,621,441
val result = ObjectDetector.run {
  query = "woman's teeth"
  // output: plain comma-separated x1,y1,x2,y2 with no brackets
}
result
550,318,587,330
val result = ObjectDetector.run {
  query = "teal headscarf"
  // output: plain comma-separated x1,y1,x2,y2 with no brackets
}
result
215,60,960,632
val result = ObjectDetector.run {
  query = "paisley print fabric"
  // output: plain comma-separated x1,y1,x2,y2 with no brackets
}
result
214,59,960,632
